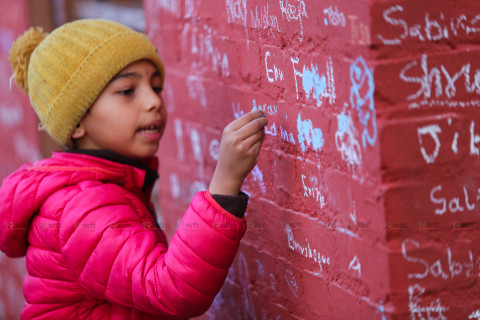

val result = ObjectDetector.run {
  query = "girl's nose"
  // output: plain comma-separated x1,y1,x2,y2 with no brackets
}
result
144,87,163,111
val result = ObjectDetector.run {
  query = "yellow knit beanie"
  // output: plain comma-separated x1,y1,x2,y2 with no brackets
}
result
8,19,165,148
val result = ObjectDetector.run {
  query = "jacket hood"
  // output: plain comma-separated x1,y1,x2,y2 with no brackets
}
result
0,152,156,257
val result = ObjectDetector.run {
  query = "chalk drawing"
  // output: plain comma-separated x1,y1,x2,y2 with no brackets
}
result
291,56,335,106
417,124,442,164
471,121,480,156
347,15,371,45
0,105,23,127
238,252,257,319
164,83,176,113
302,64,327,107
14,133,41,163
400,54,480,109
251,99,278,116
377,5,480,45
0,27,14,54
255,259,265,276
323,6,346,27
285,223,330,271
265,52,285,83
250,165,267,195
251,4,280,37
209,139,220,160
451,132,459,154
184,0,200,19
470,309,480,319
279,126,295,144
151,0,181,18
297,113,324,152
189,180,207,200
414,119,480,164
350,56,377,148
265,121,278,137
279,0,308,41
348,255,362,277
169,173,181,199
335,109,362,167
408,284,448,320
430,184,479,215
225,0,248,47
232,102,245,119
186,75,208,108
190,128,205,178
210,289,226,316
269,273,276,291
402,238,480,281
174,119,186,161
301,174,325,208
350,200,357,225
181,21,230,77
284,269,299,298
376,301,387,320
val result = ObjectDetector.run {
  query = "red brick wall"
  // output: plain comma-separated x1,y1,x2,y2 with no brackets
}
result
373,0,480,319
0,0,39,319
145,0,389,319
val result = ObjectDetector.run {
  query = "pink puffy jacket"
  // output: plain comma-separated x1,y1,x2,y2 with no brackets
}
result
0,152,246,319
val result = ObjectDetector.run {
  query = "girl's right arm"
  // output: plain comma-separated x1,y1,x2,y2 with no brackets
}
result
59,185,246,318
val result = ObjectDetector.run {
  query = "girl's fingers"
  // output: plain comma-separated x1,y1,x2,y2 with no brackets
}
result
241,128,265,151
228,110,265,131
235,116,268,141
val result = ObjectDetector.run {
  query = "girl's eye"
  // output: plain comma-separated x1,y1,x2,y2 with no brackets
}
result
118,88,134,96
153,86,163,94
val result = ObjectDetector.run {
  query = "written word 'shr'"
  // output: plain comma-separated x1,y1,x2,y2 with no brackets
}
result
401,54,480,109
377,4,480,45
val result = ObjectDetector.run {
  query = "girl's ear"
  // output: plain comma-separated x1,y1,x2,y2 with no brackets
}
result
71,122,86,140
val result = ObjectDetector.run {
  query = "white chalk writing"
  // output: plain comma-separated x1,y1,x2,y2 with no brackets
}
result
409,284,448,320
323,6,345,27
301,174,325,208
430,184,480,215
378,5,480,45
285,223,330,271
279,0,308,41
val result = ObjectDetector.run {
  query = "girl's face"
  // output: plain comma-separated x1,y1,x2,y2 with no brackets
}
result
73,60,167,159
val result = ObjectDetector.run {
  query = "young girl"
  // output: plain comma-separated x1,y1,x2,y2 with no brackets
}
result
0,19,267,319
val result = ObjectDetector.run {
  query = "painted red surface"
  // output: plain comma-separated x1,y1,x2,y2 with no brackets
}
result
145,0,480,319
145,0,385,319
1,0,479,318
0,0,38,319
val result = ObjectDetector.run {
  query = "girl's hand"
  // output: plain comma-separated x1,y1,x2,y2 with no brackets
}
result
209,110,268,196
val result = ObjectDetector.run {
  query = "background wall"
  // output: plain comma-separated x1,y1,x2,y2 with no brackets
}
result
2,0,480,319
0,0,39,319
373,1,480,319
145,0,480,319
145,0,387,319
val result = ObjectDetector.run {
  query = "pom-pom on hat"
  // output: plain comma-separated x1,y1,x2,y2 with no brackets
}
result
8,19,165,148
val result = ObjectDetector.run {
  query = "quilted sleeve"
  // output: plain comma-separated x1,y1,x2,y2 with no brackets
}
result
59,185,246,318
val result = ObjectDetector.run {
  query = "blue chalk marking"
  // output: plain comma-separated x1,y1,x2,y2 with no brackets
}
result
297,113,324,152
337,110,349,135
302,64,327,107
324,18,328,26
349,56,377,148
